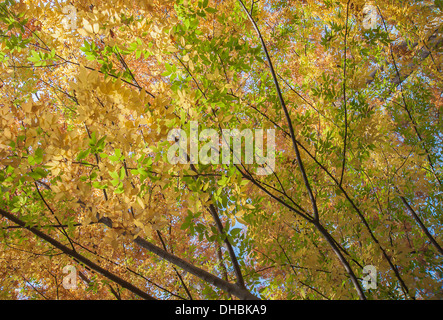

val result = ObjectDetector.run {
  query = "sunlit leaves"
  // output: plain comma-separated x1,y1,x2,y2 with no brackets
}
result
0,0,442,301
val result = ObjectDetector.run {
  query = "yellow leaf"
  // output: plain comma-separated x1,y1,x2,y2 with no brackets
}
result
77,28,88,36
136,196,146,209
236,216,248,225
167,46,178,52
188,59,194,71
111,239,119,249
143,223,152,237
22,101,33,113
93,22,99,33
83,20,93,33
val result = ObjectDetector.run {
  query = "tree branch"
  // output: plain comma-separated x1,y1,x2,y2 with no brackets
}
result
400,196,443,255
0,208,156,300
237,0,319,222
339,1,350,187
97,213,259,300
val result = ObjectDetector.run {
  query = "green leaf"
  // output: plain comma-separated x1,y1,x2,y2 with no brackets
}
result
109,171,119,180
92,181,108,189
96,135,107,152
77,149,90,161
205,7,217,13
34,148,44,164
230,227,242,236
29,167,47,179
89,132,97,147
120,166,126,179
114,182,124,194
27,155,35,166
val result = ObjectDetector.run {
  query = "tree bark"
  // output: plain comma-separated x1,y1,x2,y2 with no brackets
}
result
0,208,156,300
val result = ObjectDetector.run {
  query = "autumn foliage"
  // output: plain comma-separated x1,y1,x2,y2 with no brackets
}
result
0,0,442,300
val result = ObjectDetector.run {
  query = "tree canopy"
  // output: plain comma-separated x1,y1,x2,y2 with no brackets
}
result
0,0,442,300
